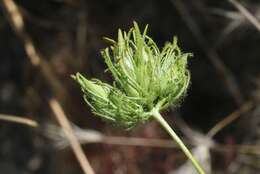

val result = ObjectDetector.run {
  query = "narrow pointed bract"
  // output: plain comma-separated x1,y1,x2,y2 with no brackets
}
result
73,22,192,129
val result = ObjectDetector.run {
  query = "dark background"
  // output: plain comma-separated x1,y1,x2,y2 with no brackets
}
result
0,0,260,173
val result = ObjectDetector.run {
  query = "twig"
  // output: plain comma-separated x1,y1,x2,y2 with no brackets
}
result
2,1,95,173
1,0,66,102
214,143,260,156
0,114,38,127
103,136,179,148
49,99,95,174
1,113,260,156
170,0,243,104
207,101,254,137
228,0,260,32
0,113,178,149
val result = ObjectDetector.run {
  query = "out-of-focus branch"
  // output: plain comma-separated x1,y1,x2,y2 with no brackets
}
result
229,0,260,32
49,99,95,174
1,1,95,174
1,0,66,102
207,101,254,137
170,0,243,104
1,113,260,156
0,114,38,127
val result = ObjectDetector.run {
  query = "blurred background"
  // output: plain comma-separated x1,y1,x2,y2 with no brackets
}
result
0,0,260,173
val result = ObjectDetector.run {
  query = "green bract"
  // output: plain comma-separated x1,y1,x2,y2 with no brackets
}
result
73,22,192,129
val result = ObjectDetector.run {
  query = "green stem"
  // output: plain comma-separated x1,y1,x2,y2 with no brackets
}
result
152,110,206,174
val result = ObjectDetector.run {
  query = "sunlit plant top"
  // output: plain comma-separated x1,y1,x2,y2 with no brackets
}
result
73,22,191,129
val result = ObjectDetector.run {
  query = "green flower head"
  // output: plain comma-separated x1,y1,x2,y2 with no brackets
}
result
73,22,192,129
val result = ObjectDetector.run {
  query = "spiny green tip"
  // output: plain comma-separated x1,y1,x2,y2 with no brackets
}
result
73,22,191,129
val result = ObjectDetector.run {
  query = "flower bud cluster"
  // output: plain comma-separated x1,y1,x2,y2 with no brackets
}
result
73,22,191,128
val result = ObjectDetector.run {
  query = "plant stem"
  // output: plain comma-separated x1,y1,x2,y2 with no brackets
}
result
152,110,206,174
